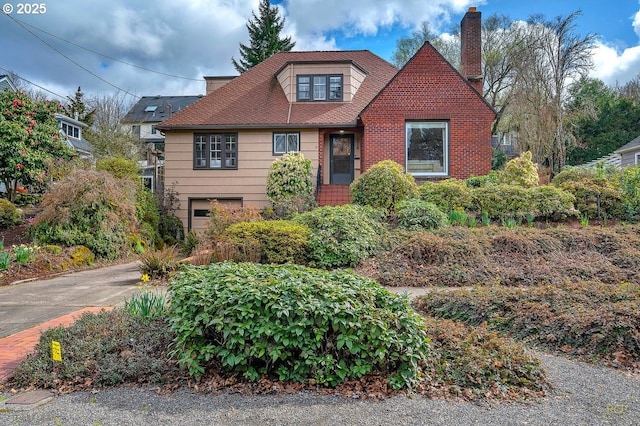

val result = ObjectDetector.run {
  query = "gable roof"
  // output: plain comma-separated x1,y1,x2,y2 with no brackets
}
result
615,135,640,154
123,95,202,123
159,50,398,130
0,75,17,92
361,41,496,119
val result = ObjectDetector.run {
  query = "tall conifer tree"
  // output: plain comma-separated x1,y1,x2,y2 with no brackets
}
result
232,0,295,73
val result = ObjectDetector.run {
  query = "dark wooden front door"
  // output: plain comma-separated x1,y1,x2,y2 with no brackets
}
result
330,135,354,184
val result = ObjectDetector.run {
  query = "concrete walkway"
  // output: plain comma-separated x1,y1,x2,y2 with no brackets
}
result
0,262,142,382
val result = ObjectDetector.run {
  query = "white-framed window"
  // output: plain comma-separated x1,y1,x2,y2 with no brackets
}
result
296,74,343,101
151,125,157,135
406,121,448,176
635,152,640,165
273,132,300,155
502,133,512,145
61,122,80,139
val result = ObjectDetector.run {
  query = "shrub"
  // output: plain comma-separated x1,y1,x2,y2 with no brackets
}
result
268,195,317,220
136,188,160,247
350,160,418,213
207,200,262,238
294,204,386,268
553,171,625,220
472,184,533,220
530,185,578,221
465,171,500,188
266,152,313,202
158,183,184,245
66,245,95,267
614,165,640,220
0,198,23,229
418,179,474,212
168,263,430,389
10,310,178,388
0,251,10,270
96,156,140,181
498,151,539,188
138,245,181,279
396,199,447,230
221,220,310,264
29,169,137,259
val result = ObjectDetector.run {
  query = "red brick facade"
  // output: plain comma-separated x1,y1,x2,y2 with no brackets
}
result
360,40,496,180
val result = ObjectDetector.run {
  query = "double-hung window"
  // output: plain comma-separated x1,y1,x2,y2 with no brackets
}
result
194,133,238,169
406,122,449,176
273,132,300,155
297,74,343,101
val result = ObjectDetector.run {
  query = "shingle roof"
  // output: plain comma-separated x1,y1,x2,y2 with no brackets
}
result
159,50,398,129
123,95,202,123
615,135,640,153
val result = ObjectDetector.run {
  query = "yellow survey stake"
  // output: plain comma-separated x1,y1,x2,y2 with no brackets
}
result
51,340,62,362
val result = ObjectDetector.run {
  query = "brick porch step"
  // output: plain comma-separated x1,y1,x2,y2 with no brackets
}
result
317,184,351,206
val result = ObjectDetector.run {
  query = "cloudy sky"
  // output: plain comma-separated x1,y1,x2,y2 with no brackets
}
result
1,0,639,105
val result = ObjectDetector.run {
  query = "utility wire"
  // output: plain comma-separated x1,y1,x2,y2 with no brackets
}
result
4,13,140,100
0,65,67,100
14,17,202,82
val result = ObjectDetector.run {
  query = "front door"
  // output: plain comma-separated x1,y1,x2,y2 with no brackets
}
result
330,135,354,184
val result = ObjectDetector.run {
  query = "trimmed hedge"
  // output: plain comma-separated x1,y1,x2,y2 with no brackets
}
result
350,160,418,212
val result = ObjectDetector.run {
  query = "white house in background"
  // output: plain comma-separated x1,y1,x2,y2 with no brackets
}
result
616,135,640,167
55,113,93,159
0,75,17,92
123,95,202,193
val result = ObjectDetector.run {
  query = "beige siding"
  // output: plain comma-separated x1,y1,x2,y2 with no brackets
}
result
165,129,319,230
276,63,367,102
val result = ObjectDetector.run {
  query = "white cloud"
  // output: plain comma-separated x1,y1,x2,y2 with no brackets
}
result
634,8,640,39
590,41,640,86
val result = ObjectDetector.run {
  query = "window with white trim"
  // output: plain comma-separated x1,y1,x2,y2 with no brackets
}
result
273,132,300,155
194,133,237,169
61,122,81,139
406,121,448,175
297,74,343,101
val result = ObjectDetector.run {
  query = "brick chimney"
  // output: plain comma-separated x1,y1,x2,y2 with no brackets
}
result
460,7,483,93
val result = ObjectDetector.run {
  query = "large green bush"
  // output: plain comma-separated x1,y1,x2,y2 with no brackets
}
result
530,185,578,221
614,165,640,220
419,179,474,212
350,160,418,212
266,152,313,201
29,169,137,259
0,198,23,229
136,188,160,247
222,220,309,264
168,262,430,389
96,156,140,181
396,199,448,230
552,168,625,219
294,204,386,268
472,184,532,220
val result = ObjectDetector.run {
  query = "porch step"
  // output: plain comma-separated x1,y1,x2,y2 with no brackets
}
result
317,185,351,206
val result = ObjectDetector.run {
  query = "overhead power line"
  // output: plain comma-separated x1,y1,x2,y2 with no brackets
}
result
0,65,67,100
14,17,202,82
5,13,140,100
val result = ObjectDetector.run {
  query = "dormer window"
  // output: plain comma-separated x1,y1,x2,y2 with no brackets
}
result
145,106,158,112
61,122,80,139
297,74,343,102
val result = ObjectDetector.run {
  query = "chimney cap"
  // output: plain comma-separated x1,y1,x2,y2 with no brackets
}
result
468,6,477,12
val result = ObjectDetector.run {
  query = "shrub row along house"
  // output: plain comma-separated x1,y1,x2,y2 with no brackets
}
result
159,7,497,231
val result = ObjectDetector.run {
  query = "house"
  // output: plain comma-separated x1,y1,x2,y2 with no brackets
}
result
616,135,640,167
123,95,202,193
0,75,17,92
160,7,496,231
55,113,93,159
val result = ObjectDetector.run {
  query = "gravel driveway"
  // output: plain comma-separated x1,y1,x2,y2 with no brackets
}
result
2,351,639,425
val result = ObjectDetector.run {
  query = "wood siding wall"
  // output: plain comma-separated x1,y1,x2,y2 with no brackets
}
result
164,129,319,231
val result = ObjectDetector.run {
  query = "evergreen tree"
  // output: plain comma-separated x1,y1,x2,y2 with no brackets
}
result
232,0,295,73
63,86,95,126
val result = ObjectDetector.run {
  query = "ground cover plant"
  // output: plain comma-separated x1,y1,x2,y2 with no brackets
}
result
413,282,640,374
358,224,640,287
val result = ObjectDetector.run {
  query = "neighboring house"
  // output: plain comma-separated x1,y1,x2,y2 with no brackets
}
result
491,131,518,158
0,75,17,92
55,113,93,159
123,95,202,193
160,7,496,231
616,135,640,167
582,135,640,169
